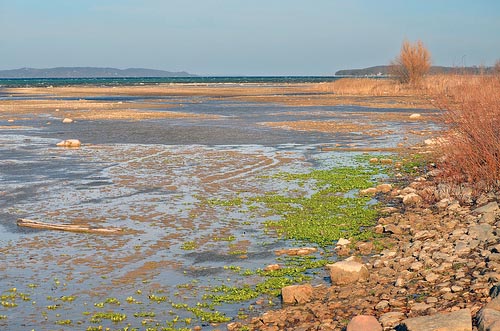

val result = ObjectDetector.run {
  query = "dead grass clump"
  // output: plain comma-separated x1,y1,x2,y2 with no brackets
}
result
390,40,431,86
316,78,419,96
436,75,500,192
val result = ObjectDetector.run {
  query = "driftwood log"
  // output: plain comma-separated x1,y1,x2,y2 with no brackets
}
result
17,218,123,235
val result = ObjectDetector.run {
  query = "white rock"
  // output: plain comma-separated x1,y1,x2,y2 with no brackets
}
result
56,139,81,148
62,118,74,124
336,238,351,246
409,113,422,119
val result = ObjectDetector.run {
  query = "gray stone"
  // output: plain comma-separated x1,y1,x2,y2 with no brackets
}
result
411,302,433,313
375,300,389,310
480,212,497,225
455,241,471,255
346,315,382,331
469,223,495,242
326,260,369,285
379,312,405,328
474,202,499,214
478,308,500,331
485,295,500,311
399,308,471,331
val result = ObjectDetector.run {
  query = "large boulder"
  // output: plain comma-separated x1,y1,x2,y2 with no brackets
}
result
346,315,382,331
399,308,472,331
281,284,313,304
326,260,369,285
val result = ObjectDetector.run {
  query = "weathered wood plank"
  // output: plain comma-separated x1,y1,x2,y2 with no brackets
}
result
17,219,123,235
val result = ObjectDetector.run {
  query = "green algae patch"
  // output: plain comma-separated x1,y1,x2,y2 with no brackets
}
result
259,166,380,246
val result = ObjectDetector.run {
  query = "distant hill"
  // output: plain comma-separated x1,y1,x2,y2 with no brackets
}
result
335,65,494,76
0,67,196,78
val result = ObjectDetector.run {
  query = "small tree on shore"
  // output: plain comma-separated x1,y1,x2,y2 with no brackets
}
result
390,40,431,85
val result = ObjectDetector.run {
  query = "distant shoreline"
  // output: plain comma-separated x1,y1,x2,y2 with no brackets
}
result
0,76,344,88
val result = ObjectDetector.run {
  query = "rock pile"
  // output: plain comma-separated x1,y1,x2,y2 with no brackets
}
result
233,170,500,331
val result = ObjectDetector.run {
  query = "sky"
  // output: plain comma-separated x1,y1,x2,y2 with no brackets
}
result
1,0,499,76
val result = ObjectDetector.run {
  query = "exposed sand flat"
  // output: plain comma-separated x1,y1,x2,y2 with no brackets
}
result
1,83,435,114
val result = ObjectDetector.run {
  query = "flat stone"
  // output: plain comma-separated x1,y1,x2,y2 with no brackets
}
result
281,284,313,304
478,308,500,331
62,118,73,123
469,223,495,242
480,212,497,224
399,308,471,331
336,238,351,246
414,230,436,240
403,193,423,206
375,300,389,310
455,241,471,256
379,312,405,327
425,272,439,283
409,113,422,119
326,260,369,285
485,295,500,311
346,315,382,331
360,187,378,196
474,202,499,214
384,224,403,235
412,302,433,312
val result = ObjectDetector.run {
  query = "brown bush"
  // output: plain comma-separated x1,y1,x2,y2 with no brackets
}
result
434,75,500,192
390,40,431,85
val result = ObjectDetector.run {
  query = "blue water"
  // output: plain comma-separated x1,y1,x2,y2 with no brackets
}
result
0,76,342,88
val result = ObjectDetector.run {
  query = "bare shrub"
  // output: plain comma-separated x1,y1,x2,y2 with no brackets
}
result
434,75,500,192
390,40,431,85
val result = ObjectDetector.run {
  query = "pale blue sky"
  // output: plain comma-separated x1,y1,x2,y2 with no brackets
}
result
1,0,499,75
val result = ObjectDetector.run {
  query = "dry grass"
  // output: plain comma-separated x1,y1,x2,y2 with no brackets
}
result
316,78,421,96
432,75,500,192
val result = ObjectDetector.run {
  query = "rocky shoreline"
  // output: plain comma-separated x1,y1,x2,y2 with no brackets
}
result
230,153,500,331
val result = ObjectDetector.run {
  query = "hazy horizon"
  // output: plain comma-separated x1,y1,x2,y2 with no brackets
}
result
1,1,499,75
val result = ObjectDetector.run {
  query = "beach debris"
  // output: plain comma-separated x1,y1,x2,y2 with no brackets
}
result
409,113,422,119
56,139,81,148
62,118,74,123
17,218,123,235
